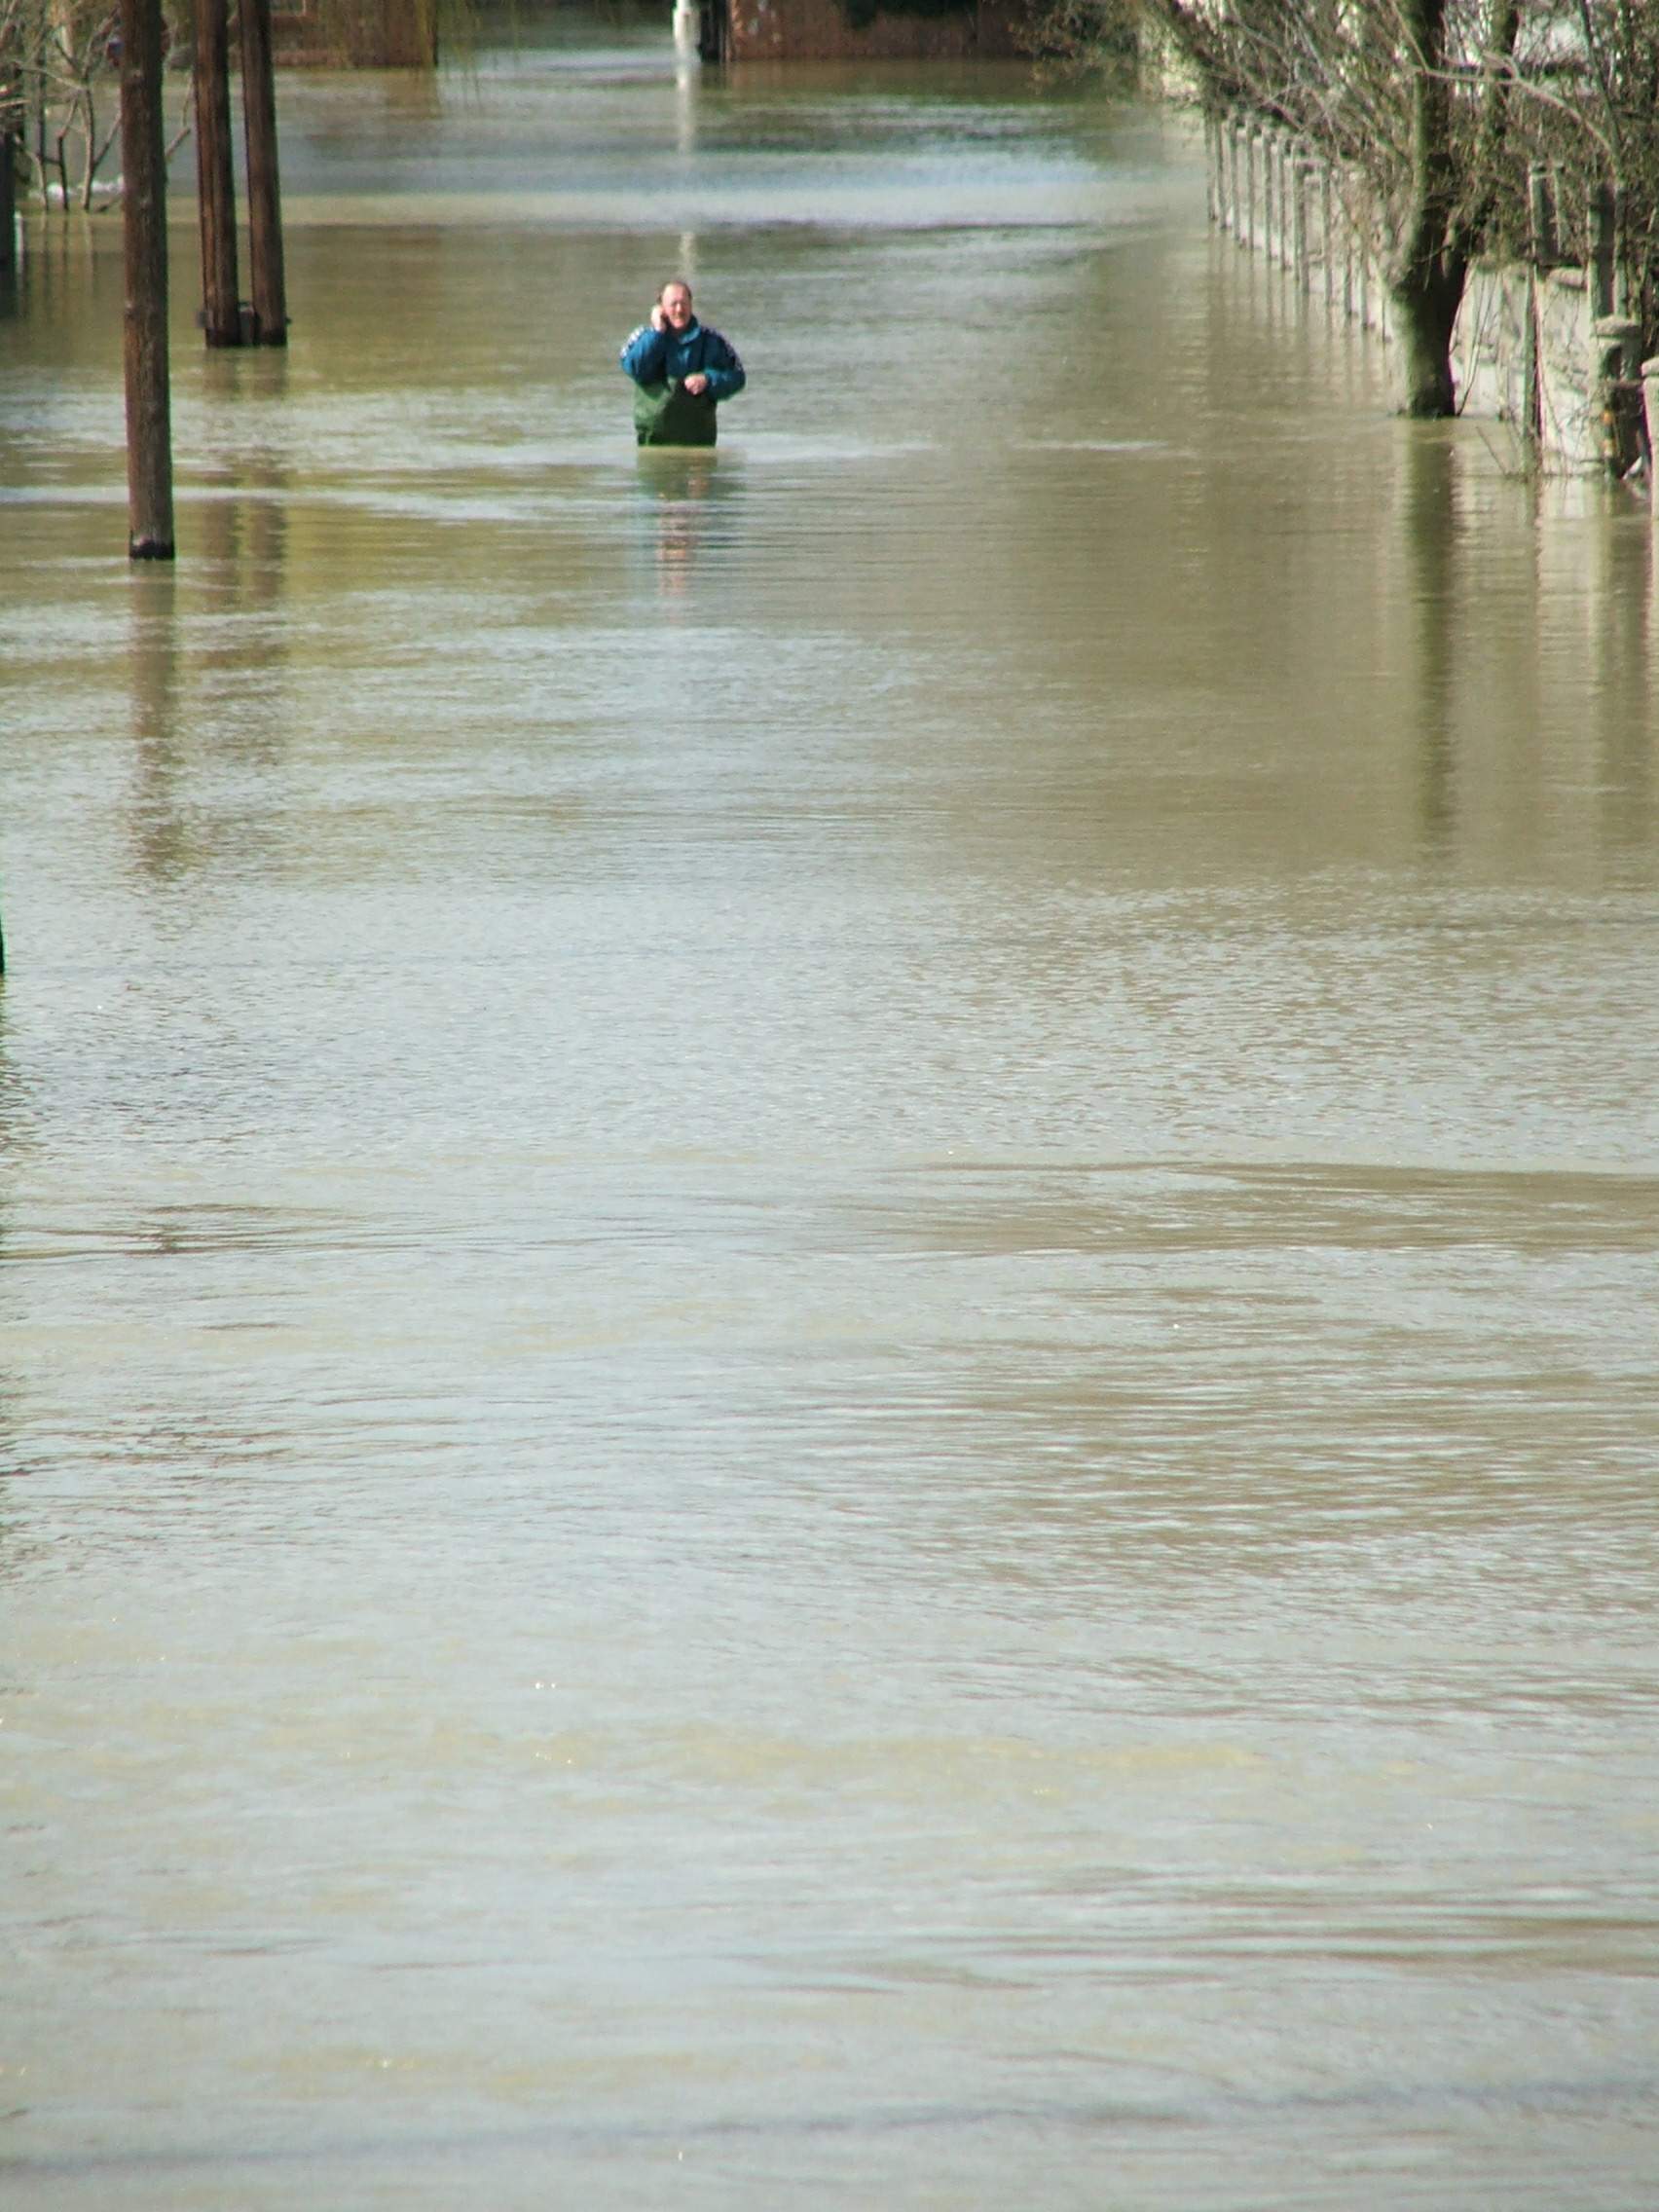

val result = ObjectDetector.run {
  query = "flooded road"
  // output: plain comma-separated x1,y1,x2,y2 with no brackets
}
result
4,18,1659,2207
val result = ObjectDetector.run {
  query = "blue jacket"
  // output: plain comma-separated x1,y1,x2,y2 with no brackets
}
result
620,317,746,445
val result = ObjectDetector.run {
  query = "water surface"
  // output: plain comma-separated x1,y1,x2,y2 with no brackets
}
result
3,18,1658,2209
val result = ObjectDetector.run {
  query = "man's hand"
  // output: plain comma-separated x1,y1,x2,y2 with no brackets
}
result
683,373,709,395
650,304,666,332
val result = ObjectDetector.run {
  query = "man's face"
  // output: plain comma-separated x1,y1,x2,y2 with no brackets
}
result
660,285,694,332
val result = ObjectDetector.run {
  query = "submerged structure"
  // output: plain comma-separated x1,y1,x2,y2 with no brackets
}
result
697,0,1020,61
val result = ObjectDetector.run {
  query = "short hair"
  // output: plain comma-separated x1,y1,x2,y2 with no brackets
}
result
659,278,693,302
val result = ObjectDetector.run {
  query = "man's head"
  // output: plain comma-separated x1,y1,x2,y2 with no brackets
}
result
658,281,695,332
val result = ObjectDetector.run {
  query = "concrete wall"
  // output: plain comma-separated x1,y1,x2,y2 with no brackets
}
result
1207,112,1654,484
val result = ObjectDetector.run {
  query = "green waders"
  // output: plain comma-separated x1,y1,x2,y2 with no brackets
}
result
633,380,719,449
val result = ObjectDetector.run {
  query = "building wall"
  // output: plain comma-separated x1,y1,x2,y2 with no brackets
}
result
272,1,438,68
716,0,1021,63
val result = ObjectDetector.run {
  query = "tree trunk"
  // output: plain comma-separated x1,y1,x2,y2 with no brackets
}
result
1389,0,1464,417
120,0,175,560
1391,268,1464,417
240,0,288,345
195,0,242,345
1,130,17,275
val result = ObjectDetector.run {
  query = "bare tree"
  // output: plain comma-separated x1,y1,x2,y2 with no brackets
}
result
1024,0,1657,417
1,1,192,209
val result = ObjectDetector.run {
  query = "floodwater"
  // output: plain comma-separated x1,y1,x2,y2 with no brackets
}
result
3,16,1659,2208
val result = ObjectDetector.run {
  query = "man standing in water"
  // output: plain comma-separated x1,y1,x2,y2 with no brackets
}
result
619,280,746,448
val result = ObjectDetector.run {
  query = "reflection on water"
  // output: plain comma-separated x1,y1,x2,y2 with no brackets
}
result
2,16,1658,2210
638,448,727,608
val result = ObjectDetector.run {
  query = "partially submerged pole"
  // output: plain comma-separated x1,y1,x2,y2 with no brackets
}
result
120,0,175,560
194,0,242,345
1,131,17,276
240,0,288,345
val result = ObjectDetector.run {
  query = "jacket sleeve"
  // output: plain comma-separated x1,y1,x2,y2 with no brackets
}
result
701,330,746,401
620,325,669,385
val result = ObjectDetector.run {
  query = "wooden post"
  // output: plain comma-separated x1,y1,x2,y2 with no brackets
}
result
240,0,288,345
1263,132,1276,263
1294,161,1313,291
1355,191,1370,329
1221,117,1235,235
195,0,242,345
120,0,175,561
1,131,17,276
1278,140,1294,269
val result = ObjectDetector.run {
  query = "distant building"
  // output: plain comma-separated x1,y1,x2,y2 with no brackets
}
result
701,0,1021,60
272,1,439,68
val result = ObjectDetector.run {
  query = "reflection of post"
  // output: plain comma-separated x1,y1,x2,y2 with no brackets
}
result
675,54,696,162
120,0,175,561
240,0,288,346
129,570,187,882
195,0,242,346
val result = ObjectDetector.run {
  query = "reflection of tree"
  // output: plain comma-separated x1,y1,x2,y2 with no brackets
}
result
127,567,188,883
1398,429,1458,858
1589,509,1655,866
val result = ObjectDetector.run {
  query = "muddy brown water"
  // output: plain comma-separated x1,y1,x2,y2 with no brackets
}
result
3,18,1658,2209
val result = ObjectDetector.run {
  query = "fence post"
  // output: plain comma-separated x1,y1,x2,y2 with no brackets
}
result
1294,161,1314,291
1261,130,1275,258
1222,116,1237,234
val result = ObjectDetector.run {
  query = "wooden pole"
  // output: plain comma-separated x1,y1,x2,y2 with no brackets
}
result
120,0,175,561
195,0,242,345
240,0,288,346
1,131,17,276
